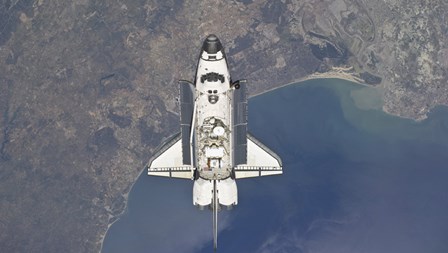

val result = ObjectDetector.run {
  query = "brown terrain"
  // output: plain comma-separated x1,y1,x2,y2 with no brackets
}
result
0,0,447,252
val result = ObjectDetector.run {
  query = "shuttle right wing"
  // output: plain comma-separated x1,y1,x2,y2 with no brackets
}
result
232,79,282,179
234,134,283,179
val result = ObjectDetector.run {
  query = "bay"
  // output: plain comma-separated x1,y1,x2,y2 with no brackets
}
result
102,78,448,253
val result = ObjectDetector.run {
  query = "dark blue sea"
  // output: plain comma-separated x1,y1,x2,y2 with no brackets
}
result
102,79,448,253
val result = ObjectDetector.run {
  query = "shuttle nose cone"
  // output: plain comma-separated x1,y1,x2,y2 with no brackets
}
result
202,34,222,54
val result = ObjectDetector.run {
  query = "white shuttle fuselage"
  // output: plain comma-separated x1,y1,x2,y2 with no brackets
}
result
147,35,282,250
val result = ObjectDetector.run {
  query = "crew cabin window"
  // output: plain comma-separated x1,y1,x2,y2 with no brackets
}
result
200,72,225,83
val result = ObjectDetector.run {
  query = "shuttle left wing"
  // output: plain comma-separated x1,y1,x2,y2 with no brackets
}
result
147,133,193,179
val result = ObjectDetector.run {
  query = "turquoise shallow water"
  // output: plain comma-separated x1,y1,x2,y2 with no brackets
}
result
102,78,448,253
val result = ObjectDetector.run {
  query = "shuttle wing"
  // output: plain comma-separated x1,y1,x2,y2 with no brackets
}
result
232,80,282,179
147,133,193,179
234,134,283,179
147,80,196,179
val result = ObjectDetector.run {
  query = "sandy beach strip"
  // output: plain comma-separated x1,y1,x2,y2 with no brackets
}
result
251,70,368,98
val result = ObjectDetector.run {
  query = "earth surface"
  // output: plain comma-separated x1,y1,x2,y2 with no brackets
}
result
1,0,448,252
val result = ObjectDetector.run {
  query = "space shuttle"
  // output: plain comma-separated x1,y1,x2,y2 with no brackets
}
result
147,34,282,250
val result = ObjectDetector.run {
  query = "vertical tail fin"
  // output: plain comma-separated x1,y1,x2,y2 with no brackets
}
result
213,180,218,251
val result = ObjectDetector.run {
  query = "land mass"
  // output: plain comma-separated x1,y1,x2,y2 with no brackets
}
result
0,0,447,252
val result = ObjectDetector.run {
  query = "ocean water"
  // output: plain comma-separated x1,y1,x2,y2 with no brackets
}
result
102,78,448,253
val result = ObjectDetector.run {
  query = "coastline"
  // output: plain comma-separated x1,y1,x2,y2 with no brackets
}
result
98,168,146,253
251,69,368,98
